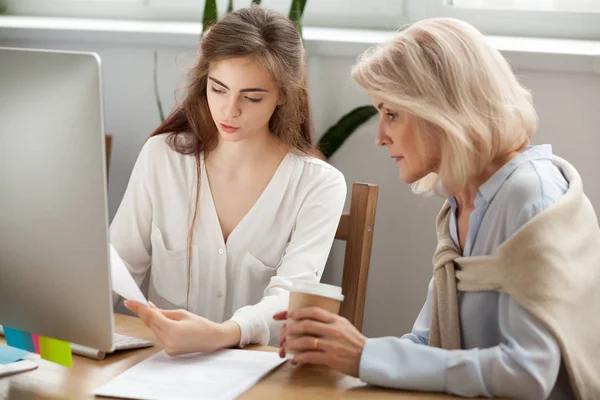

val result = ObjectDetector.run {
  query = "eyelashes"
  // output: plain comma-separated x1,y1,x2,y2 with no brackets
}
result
210,87,263,103
386,112,398,121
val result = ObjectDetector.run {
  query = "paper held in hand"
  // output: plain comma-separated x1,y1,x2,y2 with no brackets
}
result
109,244,149,306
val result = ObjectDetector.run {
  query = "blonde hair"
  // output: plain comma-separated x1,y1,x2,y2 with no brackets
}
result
351,18,538,196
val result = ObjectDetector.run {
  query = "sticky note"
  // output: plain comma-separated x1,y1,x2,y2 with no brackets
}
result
23,334,35,353
39,336,72,368
0,346,29,365
3,327,35,352
32,334,40,354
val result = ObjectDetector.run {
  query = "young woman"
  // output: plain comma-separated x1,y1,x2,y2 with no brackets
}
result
278,18,600,400
115,6,346,355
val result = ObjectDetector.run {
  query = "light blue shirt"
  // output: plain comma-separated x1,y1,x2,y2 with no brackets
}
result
359,145,575,399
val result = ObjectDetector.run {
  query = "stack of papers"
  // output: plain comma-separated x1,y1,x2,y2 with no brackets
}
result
94,349,285,400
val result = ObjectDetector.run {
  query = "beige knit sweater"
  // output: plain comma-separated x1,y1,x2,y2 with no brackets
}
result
430,156,600,400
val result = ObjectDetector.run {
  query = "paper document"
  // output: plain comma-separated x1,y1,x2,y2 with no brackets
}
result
110,244,148,306
94,349,286,400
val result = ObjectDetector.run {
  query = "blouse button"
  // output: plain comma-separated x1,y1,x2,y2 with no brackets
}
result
218,248,224,254
217,291,223,298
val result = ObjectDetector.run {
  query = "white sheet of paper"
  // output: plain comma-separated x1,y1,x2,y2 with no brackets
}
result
94,349,286,400
0,360,38,378
109,244,149,306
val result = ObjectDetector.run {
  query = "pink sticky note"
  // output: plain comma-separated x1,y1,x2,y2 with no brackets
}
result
32,334,40,354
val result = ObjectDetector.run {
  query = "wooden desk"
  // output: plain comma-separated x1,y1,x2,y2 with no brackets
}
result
0,314,463,399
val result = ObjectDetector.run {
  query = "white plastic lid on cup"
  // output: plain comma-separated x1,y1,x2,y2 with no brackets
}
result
289,280,344,302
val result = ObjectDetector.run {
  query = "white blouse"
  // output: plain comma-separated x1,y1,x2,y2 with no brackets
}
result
110,134,346,346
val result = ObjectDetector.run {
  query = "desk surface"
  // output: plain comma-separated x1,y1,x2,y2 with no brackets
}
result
0,314,467,400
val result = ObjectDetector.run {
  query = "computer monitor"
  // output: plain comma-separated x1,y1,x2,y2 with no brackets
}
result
0,47,114,352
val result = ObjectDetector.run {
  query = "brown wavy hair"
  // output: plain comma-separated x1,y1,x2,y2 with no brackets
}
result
149,5,315,308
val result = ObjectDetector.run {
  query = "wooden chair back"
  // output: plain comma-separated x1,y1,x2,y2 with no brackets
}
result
336,182,379,331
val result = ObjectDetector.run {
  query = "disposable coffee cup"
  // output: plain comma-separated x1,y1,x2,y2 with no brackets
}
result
285,281,344,357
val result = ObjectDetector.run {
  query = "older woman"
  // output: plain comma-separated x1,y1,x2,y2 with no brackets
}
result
275,18,600,400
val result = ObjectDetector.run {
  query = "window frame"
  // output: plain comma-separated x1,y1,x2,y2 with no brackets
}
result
405,0,600,40
3,0,600,39
2,0,407,30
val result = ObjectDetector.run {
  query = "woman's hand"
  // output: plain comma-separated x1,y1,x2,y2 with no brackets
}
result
125,300,241,356
273,307,367,377
273,310,288,358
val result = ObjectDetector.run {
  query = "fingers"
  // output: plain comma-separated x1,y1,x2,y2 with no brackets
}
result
125,301,178,352
274,310,288,350
286,318,336,339
285,335,329,354
278,323,286,345
292,350,331,367
124,300,143,315
288,307,338,324
160,309,189,321
272,310,288,321
278,323,287,358
125,300,172,331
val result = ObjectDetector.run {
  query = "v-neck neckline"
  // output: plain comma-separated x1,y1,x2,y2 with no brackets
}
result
200,152,293,248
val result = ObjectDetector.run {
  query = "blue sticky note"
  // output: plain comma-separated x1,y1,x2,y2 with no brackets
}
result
22,334,35,353
3,327,35,352
0,345,29,365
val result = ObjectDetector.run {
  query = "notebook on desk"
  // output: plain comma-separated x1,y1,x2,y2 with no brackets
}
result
94,349,286,400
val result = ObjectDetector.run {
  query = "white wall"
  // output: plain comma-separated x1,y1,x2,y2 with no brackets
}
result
2,35,599,338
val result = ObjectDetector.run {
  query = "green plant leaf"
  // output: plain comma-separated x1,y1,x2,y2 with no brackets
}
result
252,0,262,4
202,0,218,36
317,106,378,159
227,0,233,13
288,0,307,34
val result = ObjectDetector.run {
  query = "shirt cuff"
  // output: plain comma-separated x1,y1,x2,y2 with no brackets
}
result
228,306,271,347
359,337,446,392
228,313,253,348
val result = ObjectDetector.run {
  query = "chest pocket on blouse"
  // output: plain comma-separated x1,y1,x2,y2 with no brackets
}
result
150,223,197,309
235,252,278,308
